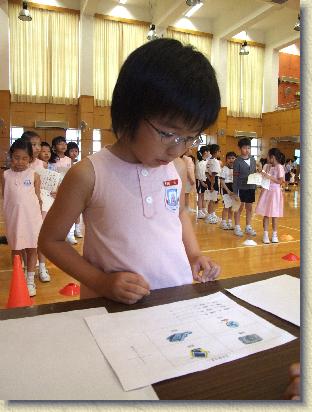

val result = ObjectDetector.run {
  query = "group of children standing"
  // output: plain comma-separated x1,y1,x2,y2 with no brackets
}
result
2,130,81,297
187,137,286,244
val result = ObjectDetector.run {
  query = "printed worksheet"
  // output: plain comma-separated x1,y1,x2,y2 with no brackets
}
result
247,173,270,189
226,275,300,326
85,292,296,391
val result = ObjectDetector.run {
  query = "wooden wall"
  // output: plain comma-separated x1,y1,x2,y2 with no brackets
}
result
1,91,300,162
278,52,300,107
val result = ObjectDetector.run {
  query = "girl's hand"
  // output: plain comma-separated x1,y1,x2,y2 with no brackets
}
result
104,271,150,304
284,363,300,400
202,182,208,188
51,191,57,199
190,255,221,282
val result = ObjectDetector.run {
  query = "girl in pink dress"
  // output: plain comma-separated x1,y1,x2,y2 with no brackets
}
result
21,131,50,281
2,139,42,297
39,38,221,305
255,148,285,244
50,136,72,169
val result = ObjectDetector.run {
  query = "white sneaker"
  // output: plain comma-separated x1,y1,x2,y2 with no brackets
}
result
66,236,78,245
197,210,206,219
263,233,270,244
202,208,209,215
271,234,279,243
74,228,83,238
227,223,234,230
205,214,218,224
219,221,229,230
39,267,51,282
245,226,257,236
234,227,244,237
27,282,36,297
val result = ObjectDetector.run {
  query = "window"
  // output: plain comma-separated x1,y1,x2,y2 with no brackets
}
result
66,129,81,161
295,149,300,165
93,129,102,154
10,127,24,145
250,138,259,160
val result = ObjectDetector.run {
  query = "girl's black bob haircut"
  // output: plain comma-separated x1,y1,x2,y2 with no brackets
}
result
9,138,33,159
111,38,221,139
52,136,67,147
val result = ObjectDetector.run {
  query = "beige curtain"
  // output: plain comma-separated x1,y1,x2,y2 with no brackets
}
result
9,3,79,104
227,41,264,118
166,28,212,60
94,17,147,107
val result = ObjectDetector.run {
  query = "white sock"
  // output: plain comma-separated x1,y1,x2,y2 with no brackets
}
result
246,224,252,230
272,231,277,236
39,262,46,271
222,219,226,224
27,271,35,283
235,225,241,230
75,223,80,230
228,219,232,225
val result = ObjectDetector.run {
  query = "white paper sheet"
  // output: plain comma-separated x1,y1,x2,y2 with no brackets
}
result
204,190,218,201
222,193,233,209
247,173,270,189
226,275,300,326
85,292,296,391
0,308,158,400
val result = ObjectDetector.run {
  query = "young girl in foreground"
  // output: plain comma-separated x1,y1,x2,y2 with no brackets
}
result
39,38,221,304
255,148,285,244
2,139,42,296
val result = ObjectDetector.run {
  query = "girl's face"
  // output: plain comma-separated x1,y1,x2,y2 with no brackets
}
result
117,118,200,168
69,148,79,160
226,155,236,167
55,141,67,154
202,151,209,160
39,146,51,163
268,155,276,165
30,137,41,159
11,149,31,172
212,149,221,158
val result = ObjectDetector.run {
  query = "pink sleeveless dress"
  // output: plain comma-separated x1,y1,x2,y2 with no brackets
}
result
255,164,285,217
30,158,45,171
81,148,193,298
3,168,42,250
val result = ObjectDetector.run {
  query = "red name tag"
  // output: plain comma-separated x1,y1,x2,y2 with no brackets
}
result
163,179,178,187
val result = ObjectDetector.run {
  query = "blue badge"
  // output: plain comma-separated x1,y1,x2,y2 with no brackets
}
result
165,187,179,211
23,179,32,186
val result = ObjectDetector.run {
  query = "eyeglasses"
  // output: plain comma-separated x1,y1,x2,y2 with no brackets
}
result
145,118,203,148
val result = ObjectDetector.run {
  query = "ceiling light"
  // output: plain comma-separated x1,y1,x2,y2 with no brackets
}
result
147,24,158,41
119,0,127,4
185,1,203,18
18,1,32,21
239,40,249,56
294,14,300,31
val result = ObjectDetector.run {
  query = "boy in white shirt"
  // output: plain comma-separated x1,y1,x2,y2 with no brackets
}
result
205,144,221,224
219,152,236,230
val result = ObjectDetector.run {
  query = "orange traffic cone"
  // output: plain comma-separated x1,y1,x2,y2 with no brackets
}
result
282,253,300,262
6,255,33,308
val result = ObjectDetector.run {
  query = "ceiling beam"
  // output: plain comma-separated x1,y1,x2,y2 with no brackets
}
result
81,0,100,16
153,0,190,31
213,3,277,39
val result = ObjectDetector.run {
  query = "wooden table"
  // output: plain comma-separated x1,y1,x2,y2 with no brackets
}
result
0,268,300,400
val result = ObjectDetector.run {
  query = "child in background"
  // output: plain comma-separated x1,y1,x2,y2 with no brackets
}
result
219,152,236,230
195,146,210,218
50,136,72,169
39,142,57,171
2,139,42,296
255,148,285,244
39,38,221,304
233,138,257,237
21,132,51,280
65,142,80,165
50,136,77,244
21,131,45,171
205,144,221,224
284,159,292,191
65,142,83,237
182,148,196,212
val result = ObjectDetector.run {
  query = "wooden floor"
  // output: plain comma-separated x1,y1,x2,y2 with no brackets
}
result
0,188,300,309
